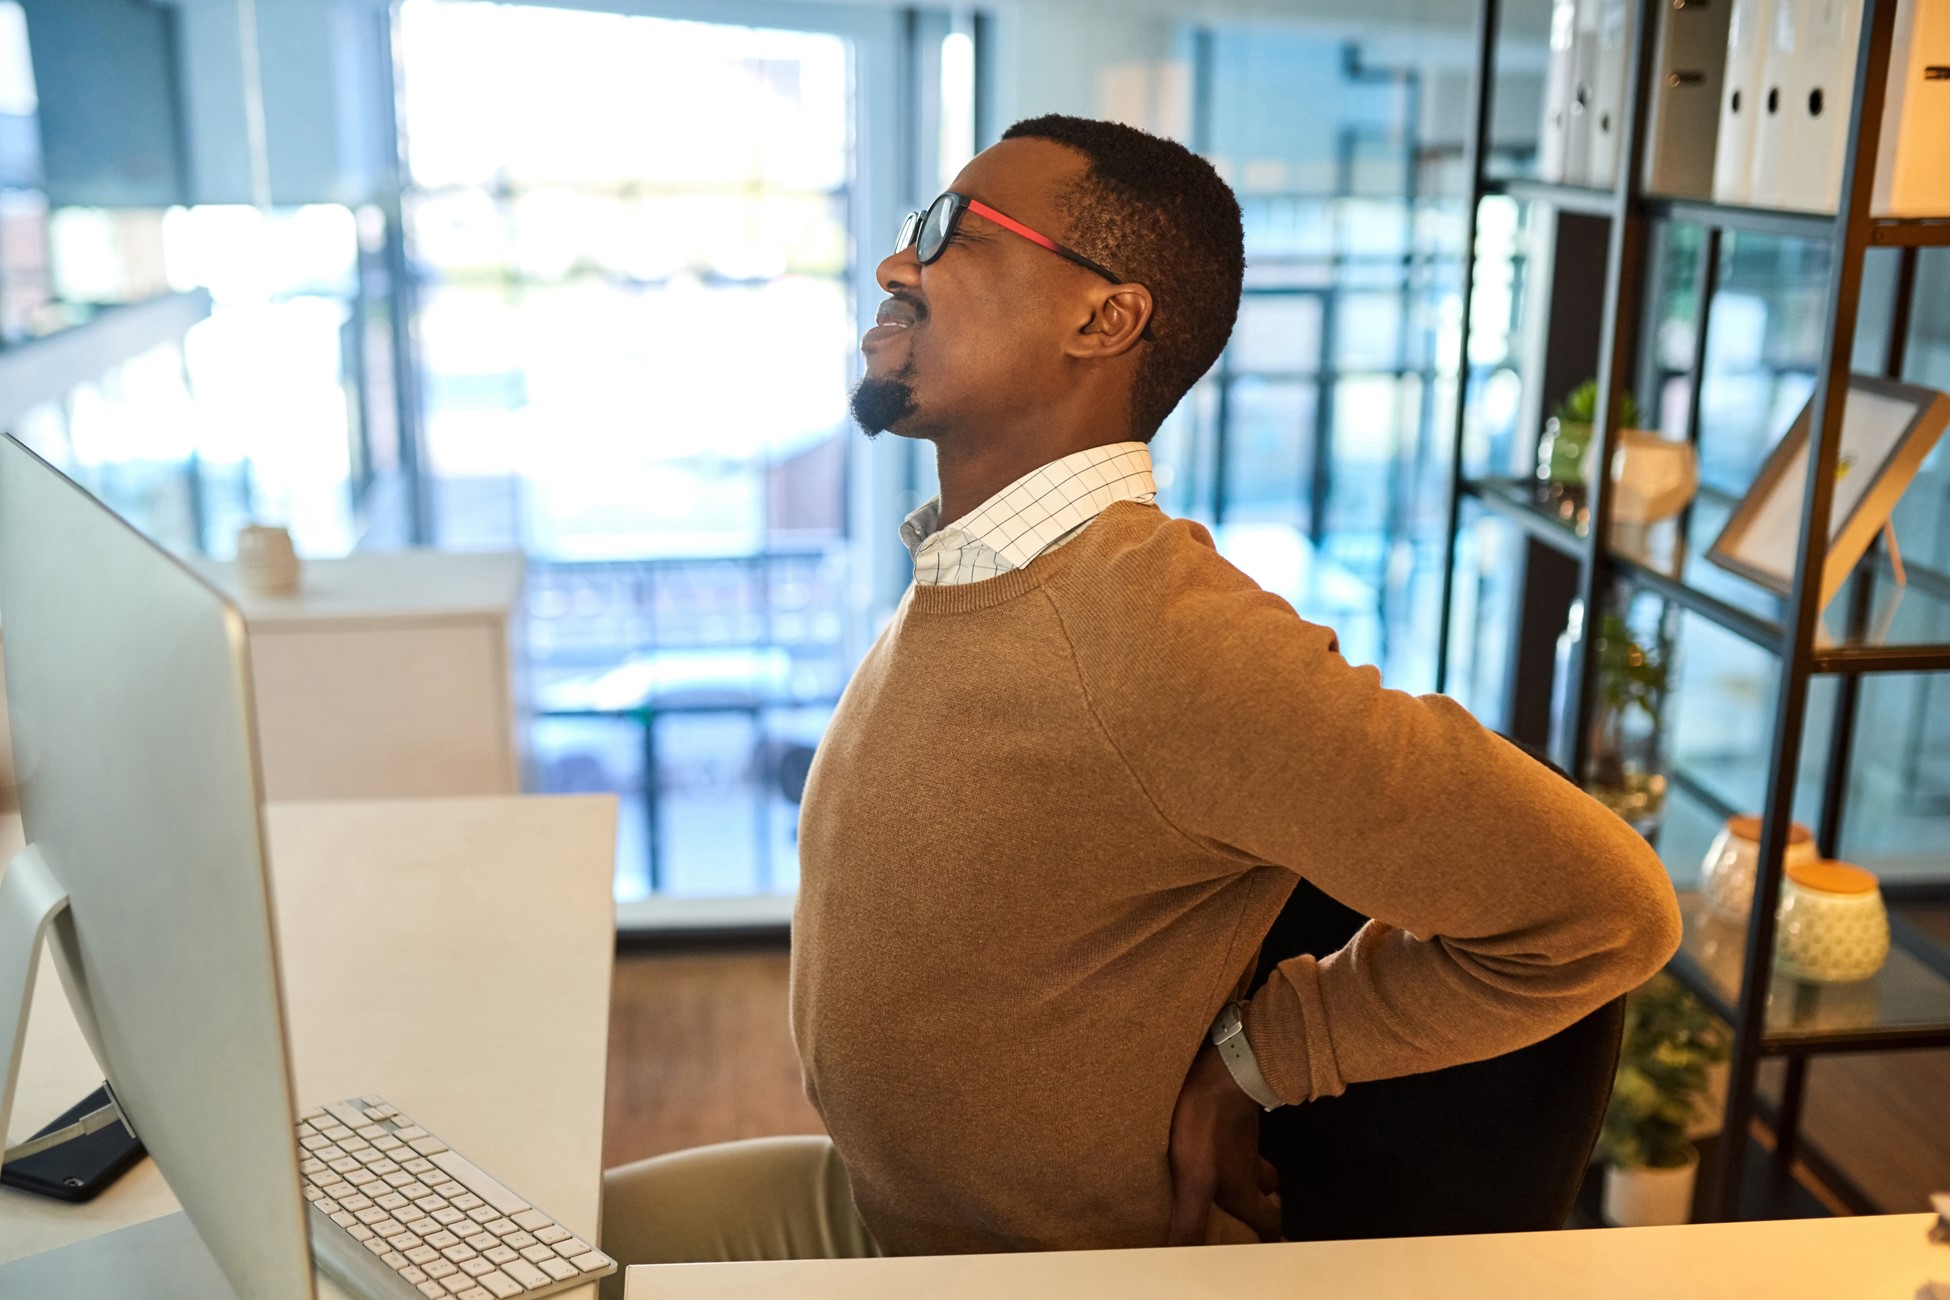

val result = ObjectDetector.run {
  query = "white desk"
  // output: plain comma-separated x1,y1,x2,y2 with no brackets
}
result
186,551,529,801
0,795,617,1298
625,1213,1948,1299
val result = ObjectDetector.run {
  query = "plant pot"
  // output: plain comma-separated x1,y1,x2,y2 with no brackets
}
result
1602,1147,1699,1227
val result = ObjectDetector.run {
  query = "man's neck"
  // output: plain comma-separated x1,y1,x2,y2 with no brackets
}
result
931,427,1129,528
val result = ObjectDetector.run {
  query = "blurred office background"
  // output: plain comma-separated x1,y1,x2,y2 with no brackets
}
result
5,0,1947,930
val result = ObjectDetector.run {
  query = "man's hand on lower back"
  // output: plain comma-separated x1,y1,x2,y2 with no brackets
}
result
1166,1041,1283,1245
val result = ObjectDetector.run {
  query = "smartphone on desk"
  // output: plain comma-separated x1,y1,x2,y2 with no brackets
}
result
1,1084,147,1202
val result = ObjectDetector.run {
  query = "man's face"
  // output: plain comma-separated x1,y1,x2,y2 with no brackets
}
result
854,138,1099,438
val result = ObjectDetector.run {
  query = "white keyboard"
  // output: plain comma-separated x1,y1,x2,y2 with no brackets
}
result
297,1096,615,1300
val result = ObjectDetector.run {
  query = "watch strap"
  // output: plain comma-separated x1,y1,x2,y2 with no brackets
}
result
1210,1001,1282,1111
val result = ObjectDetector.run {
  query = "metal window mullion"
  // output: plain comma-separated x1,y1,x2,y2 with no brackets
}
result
1434,0,1500,697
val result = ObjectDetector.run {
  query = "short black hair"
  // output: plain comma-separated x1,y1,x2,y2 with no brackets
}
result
1000,114,1244,441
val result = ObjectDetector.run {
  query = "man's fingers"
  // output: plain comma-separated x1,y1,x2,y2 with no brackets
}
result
1221,1184,1283,1243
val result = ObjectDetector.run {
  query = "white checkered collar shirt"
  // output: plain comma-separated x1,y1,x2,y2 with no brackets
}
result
899,441,1157,586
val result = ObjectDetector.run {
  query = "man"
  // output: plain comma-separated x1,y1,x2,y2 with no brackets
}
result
600,116,1680,1276
792,113,1679,1254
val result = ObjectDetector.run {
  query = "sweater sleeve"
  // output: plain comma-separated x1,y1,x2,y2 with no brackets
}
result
1060,527,1683,1106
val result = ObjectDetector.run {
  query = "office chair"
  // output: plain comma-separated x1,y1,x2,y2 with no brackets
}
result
1252,741,1628,1240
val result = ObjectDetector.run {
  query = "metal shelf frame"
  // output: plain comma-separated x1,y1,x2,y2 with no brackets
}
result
1435,0,1946,1222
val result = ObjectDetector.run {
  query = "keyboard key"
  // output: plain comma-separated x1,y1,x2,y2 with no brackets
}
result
416,1283,445,1299
314,1199,340,1216
385,1172,418,1189
328,1157,359,1175
375,1193,410,1212
401,1265,428,1284
350,1169,384,1188
441,1279,476,1297
302,1186,322,1203
460,1257,496,1278
555,1236,590,1258
300,1158,326,1175
381,1251,410,1270
369,1159,402,1176
301,1134,333,1152
423,1260,457,1280
409,1137,450,1157
511,1209,551,1232
466,1206,499,1226
532,1225,569,1245
393,1126,428,1141
440,1244,479,1264
403,1216,441,1238
404,1158,438,1177
431,1180,466,1198
456,1290,491,1300
425,1230,461,1251
502,1231,535,1251
364,1237,392,1257
347,1225,374,1243
482,1218,516,1238
374,1136,405,1153
432,1208,467,1227
331,1212,358,1231
405,1245,442,1266
568,1250,611,1273
465,1232,496,1251
384,1232,420,1253
324,1101,369,1130
500,1259,551,1291
482,1244,519,1266
478,1273,522,1299
539,1256,578,1282
300,1106,326,1121
356,1208,392,1226
520,1244,557,1265
357,1124,387,1139
450,1195,484,1213
339,1194,373,1213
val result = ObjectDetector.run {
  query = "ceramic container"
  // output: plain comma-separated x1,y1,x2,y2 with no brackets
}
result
1602,429,1699,524
1776,860,1890,984
1700,815,1818,921
236,524,301,598
1602,1146,1698,1227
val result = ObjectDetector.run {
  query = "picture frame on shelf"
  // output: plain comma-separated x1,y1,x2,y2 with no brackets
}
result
1706,374,1950,610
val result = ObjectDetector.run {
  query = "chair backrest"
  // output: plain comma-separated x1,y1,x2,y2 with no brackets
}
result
1251,737,1626,1239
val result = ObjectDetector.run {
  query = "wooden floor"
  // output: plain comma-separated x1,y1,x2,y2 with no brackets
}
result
602,946,823,1171
602,944,1949,1215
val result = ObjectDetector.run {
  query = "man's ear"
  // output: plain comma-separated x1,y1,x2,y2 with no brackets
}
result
1065,283,1153,360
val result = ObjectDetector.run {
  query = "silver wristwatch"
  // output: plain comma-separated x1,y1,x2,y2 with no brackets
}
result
1210,1001,1282,1111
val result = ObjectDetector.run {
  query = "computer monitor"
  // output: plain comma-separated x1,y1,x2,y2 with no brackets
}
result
0,433,316,1297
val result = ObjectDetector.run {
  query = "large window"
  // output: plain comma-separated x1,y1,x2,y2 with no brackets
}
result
396,1,866,905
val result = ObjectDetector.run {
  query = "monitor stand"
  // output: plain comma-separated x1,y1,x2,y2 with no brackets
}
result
0,846,298,1297
0,844,78,1182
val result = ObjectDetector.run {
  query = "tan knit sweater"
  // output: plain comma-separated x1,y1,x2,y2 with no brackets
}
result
791,501,1682,1256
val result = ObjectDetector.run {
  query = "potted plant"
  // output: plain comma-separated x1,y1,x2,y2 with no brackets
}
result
1551,601,1671,836
1597,973,1731,1227
1536,380,1644,518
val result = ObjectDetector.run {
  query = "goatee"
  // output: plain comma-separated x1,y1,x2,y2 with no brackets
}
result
851,365,918,436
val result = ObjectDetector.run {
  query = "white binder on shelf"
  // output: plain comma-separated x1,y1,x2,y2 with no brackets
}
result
1586,0,1640,187
1646,0,1737,198
1715,0,1776,203
1748,0,1809,207
1790,0,1867,211
1874,0,1950,216
1539,0,1581,181
1564,0,1605,184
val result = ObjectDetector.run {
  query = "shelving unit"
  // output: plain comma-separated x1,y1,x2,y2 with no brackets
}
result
1436,0,1950,1221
